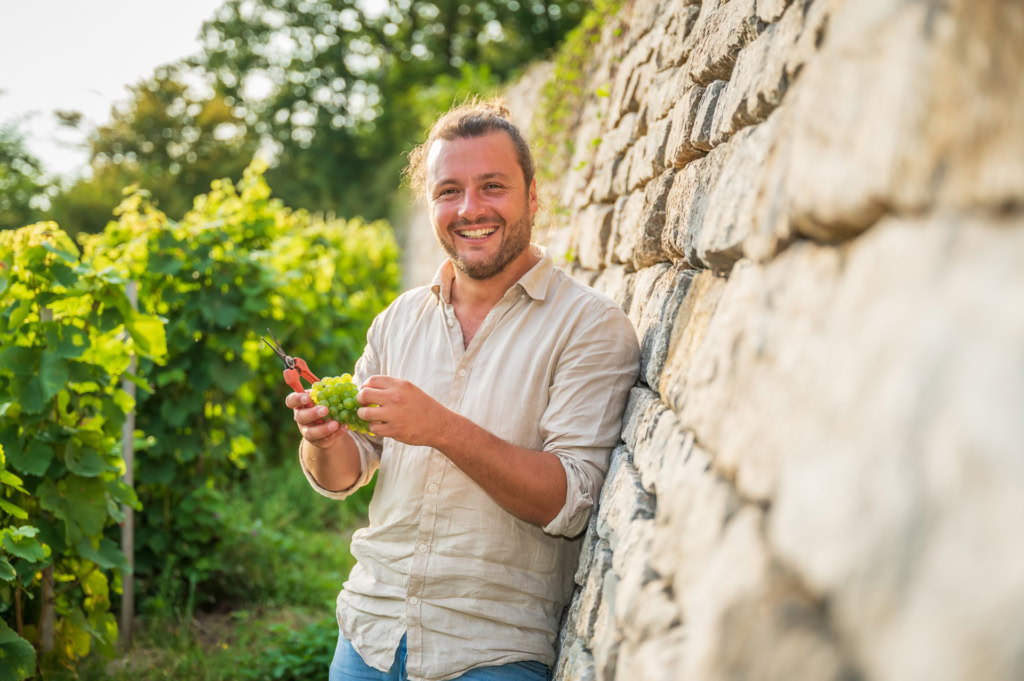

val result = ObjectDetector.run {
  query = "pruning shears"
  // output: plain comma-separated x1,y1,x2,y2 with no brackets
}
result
261,329,320,394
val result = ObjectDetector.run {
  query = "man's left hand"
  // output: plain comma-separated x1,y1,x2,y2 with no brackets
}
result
356,375,450,448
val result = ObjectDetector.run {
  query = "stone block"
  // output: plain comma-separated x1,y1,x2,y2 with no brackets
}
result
628,261,695,386
590,264,633,310
710,0,809,146
609,190,645,265
553,637,596,681
661,147,723,265
587,158,619,204
574,513,602,588
757,0,793,23
689,79,728,152
659,268,728,411
574,203,615,270
657,3,701,69
686,0,764,86
664,84,707,168
631,407,692,496
613,627,686,681
619,386,663,454
644,66,687,125
750,213,1024,681
632,169,676,269
627,117,673,191
608,33,656,127
591,567,622,681
787,0,1024,239
576,542,613,646
597,456,656,553
609,147,634,199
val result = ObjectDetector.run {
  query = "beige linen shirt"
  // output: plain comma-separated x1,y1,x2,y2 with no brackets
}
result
300,246,640,681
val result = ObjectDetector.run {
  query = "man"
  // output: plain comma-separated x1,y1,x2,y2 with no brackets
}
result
285,99,640,681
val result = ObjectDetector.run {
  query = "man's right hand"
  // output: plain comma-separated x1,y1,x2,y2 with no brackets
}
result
288,390,363,493
287,390,348,449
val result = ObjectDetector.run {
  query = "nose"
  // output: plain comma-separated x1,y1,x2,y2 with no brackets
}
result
457,187,486,222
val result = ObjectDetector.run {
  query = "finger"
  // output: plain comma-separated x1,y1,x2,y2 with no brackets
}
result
295,405,331,425
285,391,312,409
356,387,389,406
302,419,343,442
357,406,387,423
362,375,394,390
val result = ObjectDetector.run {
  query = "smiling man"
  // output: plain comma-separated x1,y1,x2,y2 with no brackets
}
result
286,100,640,681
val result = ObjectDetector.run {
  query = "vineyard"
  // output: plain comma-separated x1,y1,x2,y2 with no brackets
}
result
0,161,400,679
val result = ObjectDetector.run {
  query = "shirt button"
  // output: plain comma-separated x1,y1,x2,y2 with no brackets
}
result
447,319,454,327
408,596,419,605
458,369,467,377
428,483,438,492
417,543,427,553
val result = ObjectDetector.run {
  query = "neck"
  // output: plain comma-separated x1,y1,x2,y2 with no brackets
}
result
450,245,540,309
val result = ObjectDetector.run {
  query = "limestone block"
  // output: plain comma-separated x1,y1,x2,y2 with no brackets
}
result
619,386,662,454
576,542,613,646
756,0,793,23
596,454,655,554
629,261,694,386
659,269,728,411
610,518,657,629
657,3,701,69
644,66,687,126
574,513,602,587
681,507,771,680
609,147,633,199
608,33,656,127
567,265,600,288
632,169,676,269
609,190,645,265
591,568,622,681
710,0,811,146
686,0,764,86
627,117,673,191
596,113,639,169
755,214,1024,681
787,0,1024,239
662,148,723,265
664,84,707,168
632,407,692,497
695,112,780,272
590,264,633,310
574,203,615,270
618,577,681,646
587,158,618,204
709,566,857,681
648,442,741,597
689,79,728,152
613,627,686,681
554,638,596,681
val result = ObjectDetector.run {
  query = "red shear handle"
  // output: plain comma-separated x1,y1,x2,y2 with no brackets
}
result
283,358,320,393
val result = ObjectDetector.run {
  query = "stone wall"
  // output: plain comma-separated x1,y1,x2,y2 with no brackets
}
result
535,1,1024,680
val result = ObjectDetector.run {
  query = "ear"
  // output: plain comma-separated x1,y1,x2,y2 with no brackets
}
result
528,178,539,218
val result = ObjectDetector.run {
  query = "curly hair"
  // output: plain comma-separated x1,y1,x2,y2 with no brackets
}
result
404,97,535,199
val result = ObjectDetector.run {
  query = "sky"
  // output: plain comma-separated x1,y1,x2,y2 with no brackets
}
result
0,0,225,178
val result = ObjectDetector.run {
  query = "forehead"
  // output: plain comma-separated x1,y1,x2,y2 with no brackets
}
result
425,131,522,186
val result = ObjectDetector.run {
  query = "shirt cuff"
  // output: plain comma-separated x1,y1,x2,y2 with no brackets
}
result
298,431,377,500
542,454,597,538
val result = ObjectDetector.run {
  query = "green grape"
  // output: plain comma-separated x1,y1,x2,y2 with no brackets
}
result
310,374,375,435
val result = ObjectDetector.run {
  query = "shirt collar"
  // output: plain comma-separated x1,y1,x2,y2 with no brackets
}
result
430,244,555,304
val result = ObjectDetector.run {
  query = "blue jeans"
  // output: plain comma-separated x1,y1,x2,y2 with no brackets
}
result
329,632,550,681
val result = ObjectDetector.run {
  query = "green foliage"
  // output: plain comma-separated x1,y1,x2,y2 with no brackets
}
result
48,73,259,237
0,123,50,231
532,0,624,186
79,159,398,615
0,222,165,672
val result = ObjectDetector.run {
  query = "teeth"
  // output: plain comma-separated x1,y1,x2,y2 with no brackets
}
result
457,227,497,239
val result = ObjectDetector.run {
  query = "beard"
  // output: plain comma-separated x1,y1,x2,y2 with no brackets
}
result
436,210,532,280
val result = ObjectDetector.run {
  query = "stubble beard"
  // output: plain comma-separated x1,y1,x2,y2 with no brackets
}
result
437,210,532,280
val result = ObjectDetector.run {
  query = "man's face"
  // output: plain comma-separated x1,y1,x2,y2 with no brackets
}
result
425,131,539,280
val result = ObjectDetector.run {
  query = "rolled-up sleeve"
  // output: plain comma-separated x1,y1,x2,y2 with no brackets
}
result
541,307,640,537
298,311,387,499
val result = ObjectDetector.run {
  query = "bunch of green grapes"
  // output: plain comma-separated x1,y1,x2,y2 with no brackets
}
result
310,374,374,434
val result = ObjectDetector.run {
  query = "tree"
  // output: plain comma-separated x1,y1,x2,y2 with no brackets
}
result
49,70,259,235
190,0,587,221
0,121,49,230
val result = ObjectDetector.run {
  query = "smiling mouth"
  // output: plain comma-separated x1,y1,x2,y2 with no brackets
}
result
454,226,498,239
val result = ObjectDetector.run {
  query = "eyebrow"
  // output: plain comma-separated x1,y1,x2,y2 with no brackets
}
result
434,172,512,188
